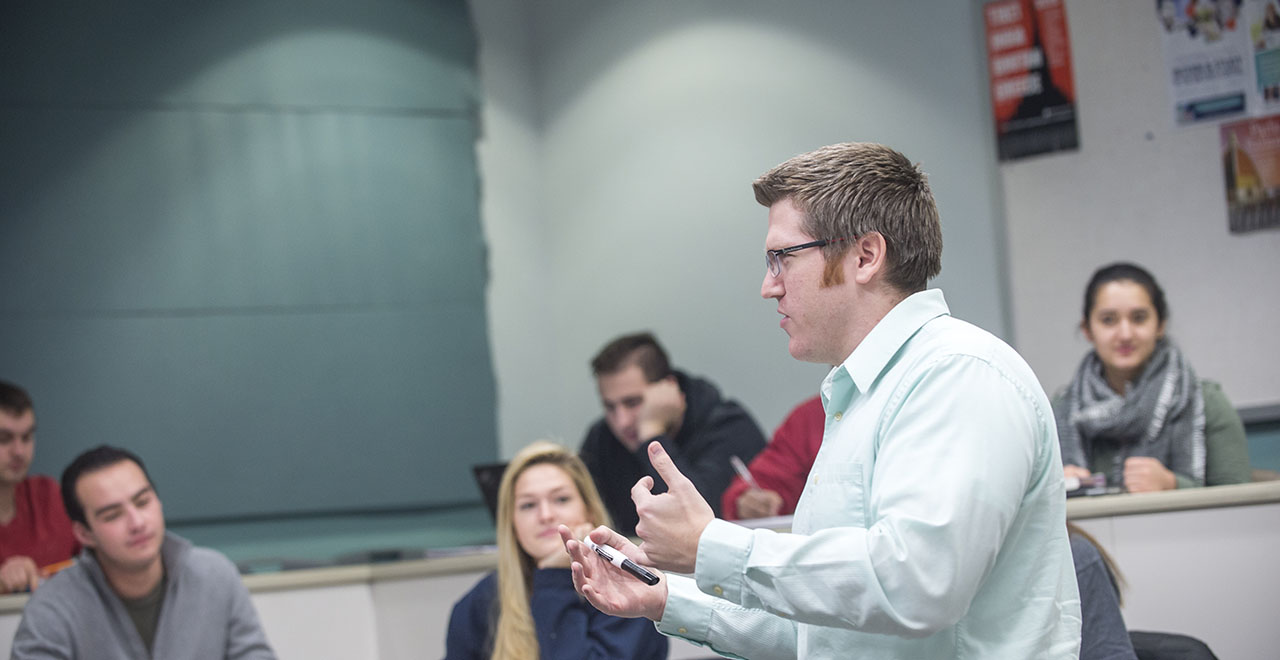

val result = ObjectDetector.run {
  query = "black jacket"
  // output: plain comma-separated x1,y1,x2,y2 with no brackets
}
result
579,370,767,535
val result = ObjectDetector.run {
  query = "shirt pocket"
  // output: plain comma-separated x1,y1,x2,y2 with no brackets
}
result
802,462,866,528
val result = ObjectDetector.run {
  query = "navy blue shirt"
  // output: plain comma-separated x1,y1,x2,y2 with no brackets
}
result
1071,534,1138,660
444,568,668,659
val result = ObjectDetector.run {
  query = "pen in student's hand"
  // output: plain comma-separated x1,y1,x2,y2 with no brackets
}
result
730,455,760,490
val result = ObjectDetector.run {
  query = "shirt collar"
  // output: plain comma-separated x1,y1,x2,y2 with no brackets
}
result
822,289,951,412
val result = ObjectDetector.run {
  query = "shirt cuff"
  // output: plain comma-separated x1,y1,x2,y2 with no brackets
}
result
656,574,714,641
694,518,754,604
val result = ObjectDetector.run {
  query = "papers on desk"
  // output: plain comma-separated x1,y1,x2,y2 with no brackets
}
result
1065,473,1119,498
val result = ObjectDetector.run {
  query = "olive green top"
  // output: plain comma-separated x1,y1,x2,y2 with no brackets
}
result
121,574,167,653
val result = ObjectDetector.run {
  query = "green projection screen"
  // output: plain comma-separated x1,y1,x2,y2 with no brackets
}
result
0,1,497,521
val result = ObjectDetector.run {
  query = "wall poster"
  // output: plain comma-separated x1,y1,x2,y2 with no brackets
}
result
1155,0,1280,124
1221,114,1280,232
983,0,1079,161
1157,0,1252,125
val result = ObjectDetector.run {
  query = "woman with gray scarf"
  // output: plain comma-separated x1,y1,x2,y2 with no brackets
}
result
1052,263,1251,492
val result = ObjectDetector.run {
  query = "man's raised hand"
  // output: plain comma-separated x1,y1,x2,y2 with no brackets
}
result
631,441,714,574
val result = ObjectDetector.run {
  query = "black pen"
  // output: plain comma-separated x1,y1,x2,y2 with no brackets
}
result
583,537,660,586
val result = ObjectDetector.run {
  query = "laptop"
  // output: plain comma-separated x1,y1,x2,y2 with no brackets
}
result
471,462,508,522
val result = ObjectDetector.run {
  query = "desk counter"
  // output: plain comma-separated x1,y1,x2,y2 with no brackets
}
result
3,481,1278,659
4,482,1273,611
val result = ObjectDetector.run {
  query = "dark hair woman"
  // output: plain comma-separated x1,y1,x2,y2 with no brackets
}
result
1053,263,1250,492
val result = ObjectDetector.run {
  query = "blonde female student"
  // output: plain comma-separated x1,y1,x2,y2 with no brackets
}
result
444,441,667,660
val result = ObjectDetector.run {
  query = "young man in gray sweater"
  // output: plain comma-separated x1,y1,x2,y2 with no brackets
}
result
11,445,275,659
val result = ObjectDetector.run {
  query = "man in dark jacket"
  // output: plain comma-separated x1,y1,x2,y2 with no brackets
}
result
579,332,766,535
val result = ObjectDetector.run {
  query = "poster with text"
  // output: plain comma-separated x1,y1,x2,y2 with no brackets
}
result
1158,0,1253,125
984,0,1079,161
1247,0,1280,112
1221,114,1280,232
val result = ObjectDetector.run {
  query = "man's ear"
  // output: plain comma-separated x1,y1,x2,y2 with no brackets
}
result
849,232,888,286
71,521,96,549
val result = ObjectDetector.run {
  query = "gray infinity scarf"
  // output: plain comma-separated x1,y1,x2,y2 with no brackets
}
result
1057,338,1206,488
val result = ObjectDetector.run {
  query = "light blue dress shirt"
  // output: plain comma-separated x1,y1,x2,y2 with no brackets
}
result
656,289,1081,659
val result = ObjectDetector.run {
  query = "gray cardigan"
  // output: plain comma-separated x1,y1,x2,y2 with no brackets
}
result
11,532,274,660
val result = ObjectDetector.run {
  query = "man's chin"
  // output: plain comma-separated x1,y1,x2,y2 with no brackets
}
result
0,467,27,483
608,426,637,446
100,548,162,574
788,341,833,365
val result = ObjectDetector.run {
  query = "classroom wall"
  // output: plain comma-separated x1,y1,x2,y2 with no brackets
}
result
472,0,565,455
4,0,1271,540
475,0,1011,457
1001,0,1280,407
479,0,1280,459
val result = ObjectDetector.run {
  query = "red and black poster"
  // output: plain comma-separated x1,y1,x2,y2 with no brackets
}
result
984,0,1080,161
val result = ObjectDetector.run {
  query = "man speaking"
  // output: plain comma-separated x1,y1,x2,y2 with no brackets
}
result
563,142,1081,659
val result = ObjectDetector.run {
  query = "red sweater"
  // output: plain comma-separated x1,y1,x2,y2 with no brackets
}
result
722,396,825,520
0,475,80,569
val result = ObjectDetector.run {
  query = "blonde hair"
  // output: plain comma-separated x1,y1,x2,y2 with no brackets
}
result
753,142,942,292
488,441,611,660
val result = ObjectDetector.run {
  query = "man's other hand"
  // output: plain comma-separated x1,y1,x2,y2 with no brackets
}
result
632,442,713,573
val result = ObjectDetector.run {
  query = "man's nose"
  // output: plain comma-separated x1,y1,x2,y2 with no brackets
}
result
761,269,783,299
616,406,637,430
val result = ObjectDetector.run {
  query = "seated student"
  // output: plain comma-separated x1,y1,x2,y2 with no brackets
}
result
11,446,275,660
1068,523,1137,660
0,381,78,593
578,332,766,534
446,441,667,660
1070,522,1221,659
721,395,824,520
1054,263,1251,492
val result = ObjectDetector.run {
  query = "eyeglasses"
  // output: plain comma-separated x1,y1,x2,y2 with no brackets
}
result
765,236,854,277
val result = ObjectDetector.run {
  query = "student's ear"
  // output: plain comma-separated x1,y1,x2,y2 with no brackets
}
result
71,521,96,549
1080,319,1094,344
